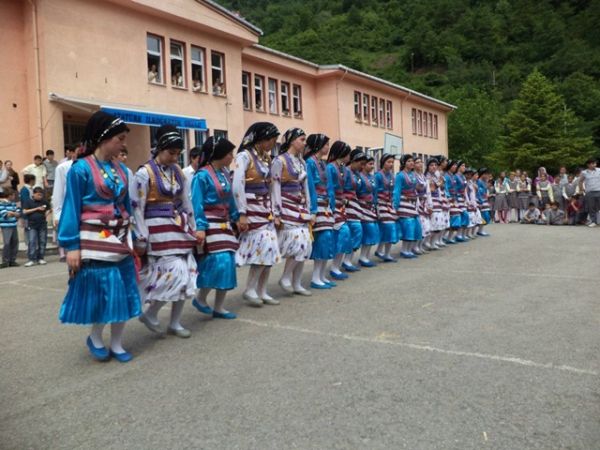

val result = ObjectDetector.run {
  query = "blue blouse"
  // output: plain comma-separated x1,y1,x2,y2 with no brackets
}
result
393,170,417,210
58,159,131,252
191,167,240,231
306,157,328,215
326,162,344,210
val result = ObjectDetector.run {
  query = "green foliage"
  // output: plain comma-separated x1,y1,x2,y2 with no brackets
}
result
497,70,594,173
220,0,600,169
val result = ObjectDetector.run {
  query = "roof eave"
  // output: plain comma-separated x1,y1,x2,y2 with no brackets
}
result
200,0,263,36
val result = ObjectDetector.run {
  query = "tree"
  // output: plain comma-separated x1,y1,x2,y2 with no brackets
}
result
498,69,594,173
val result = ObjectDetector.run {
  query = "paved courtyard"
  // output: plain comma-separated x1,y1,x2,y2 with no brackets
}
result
1,224,598,449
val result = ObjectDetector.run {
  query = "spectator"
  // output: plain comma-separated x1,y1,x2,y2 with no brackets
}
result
544,201,566,225
182,146,202,192
567,194,585,225
43,149,58,193
60,145,76,164
0,188,21,268
22,155,47,189
192,78,203,92
1,160,20,191
579,157,600,227
520,202,541,224
148,64,159,83
116,148,134,182
22,187,51,267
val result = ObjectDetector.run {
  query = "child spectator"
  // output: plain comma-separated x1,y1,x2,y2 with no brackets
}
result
520,202,540,224
23,187,51,267
567,194,585,225
0,189,21,268
545,201,566,225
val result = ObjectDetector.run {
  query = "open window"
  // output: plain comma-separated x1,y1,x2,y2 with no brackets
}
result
281,82,290,115
211,51,226,95
254,75,265,112
147,34,164,84
242,72,252,110
170,40,185,88
191,45,205,93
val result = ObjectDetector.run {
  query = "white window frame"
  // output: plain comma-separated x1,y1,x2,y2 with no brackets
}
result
371,96,378,126
211,51,226,95
417,109,422,135
170,40,185,88
411,108,417,134
362,93,370,123
242,71,252,110
191,45,206,93
268,78,278,114
147,34,164,84
281,82,290,115
379,99,385,128
254,75,265,112
354,91,362,121
292,84,302,117
386,100,393,129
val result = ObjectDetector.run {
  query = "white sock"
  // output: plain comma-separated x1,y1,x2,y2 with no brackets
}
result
245,265,262,297
384,243,392,257
169,300,185,330
359,245,369,262
214,289,228,314
257,266,272,299
281,258,295,287
312,260,324,284
320,260,331,283
292,261,305,291
109,322,126,354
144,301,164,324
376,243,384,255
196,288,211,307
343,253,353,266
331,254,344,273
89,324,105,348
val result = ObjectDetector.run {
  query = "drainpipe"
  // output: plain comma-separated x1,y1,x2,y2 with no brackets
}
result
27,0,44,154
335,67,349,140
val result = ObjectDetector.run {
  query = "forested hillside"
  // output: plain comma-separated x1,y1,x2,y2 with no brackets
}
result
222,0,600,171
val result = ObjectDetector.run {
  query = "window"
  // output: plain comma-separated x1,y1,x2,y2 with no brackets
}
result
194,130,208,146
191,45,205,92
214,130,228,141
362,93,370,123
242,72,251,110
170,41,185,88
433,115,438,139
147,34,163,84
254,75,265,111
417,110,422,135
371,96,378,126
386,100,393,128
354,91,361,120
268,78,278,114
429,113,434,138
411,108,417,134
424,111,429,137
63,122,86,146
281,82,290,115
292,84,302,117
211,51,225,95
379,99,385,128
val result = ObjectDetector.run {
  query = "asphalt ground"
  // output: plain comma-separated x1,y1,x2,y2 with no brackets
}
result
1,224,599,449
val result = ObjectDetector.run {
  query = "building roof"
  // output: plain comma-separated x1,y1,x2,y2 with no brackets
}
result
201,0,263,36
250,45,456,111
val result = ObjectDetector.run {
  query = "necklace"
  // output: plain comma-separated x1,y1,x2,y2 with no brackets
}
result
155,159,176,190
93,155,120,185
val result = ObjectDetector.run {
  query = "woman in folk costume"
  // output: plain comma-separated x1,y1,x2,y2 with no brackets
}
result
357,156,380,267
516,173,532,220
233,122,282,306
464,168,482,238
271,128,313,296
326,141,353,280
393,154,421,259
191,137,240,320
453,160,470,241
132,125,199,339
374,153,398,262
414,156,431,254
434,156,451,246
444,160,461,244
476,168,492,236
305,134,336,289
425,157,445,249
58,111,140,363
505,172,519,222
494,171,509,223
342,149,367,270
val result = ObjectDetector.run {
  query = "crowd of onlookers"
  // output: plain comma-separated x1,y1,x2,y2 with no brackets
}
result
486,160,600,226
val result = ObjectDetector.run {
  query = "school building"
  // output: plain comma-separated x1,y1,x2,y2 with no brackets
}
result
1,0,455,171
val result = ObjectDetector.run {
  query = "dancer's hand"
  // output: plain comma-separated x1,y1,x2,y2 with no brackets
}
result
66,250,81,276
274,217,282,229
239,215,249,232
195,230,206,244
310,215,316,226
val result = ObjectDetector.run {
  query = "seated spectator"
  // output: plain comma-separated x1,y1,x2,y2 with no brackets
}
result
545,201,566,226
520,202,540,224
0,188,21,268
567,194,585,225
22,187,51,267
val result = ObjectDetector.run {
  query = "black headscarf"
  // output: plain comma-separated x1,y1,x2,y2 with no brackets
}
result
200,137,236,167
152,124,183,156
456,160,465,169
328,141,351,162
279,128,306,154
447,160,458,172
238,122,280,153
380,153,395,169
349,149,367,163
478,167,489,176
80,110,129,157
400,154,414,169
426,157,439,171
305,134,330,159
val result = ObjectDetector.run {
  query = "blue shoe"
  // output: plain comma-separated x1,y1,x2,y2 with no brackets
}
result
86,336,110,361
330,271,348,280
310,281,331,289
455,236,466,242
446,239,457,244
192,299,214,315
325,280,337,287
213,310,237,319
341,263,360,272
359,260,376,268
109,349,133,363
477,231,490,237
400,252,417,259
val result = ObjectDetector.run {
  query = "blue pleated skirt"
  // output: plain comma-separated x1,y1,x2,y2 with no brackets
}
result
333,223,352,255
378,221,398,244
361,222,380,246
481,210,491,224
311,229,334,260
348,221,363,251
399,217,420,242
461,211,470,227
395,219,404,241
450,214,462,229
415,217,423,240
59,257,141,325
196,251,237,290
